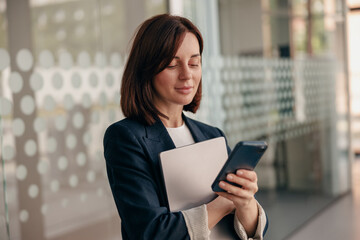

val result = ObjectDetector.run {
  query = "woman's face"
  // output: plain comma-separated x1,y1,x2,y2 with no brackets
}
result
153,32,201,114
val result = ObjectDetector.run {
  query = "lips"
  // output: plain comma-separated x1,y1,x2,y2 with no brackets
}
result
175,86,193,94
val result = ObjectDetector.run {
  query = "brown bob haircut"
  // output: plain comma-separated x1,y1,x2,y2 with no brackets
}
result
120,14,203,125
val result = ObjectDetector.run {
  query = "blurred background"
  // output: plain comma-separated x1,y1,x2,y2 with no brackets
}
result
0,0,359,239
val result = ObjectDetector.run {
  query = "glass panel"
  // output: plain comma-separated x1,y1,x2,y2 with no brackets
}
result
210,0,350,239
1,140,10,240
1,1,351,240
1,1,10,239
349,11,360,154
1,0,167,240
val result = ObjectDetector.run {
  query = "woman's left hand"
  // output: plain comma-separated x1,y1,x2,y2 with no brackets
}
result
216,169,259,237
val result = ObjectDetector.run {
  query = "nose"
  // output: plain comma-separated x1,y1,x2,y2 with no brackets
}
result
179,64,191,80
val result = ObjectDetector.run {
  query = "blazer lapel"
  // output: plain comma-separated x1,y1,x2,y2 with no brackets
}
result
143,119,175,165
183,114,207,143
143,114,207,164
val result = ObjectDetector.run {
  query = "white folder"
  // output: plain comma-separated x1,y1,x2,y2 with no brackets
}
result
159,137,228,212
160,136,238,239
160,137,237,240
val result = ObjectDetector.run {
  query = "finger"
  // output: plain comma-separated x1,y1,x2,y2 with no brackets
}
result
226,174,258,193
216,191,237,202
219,171,258,193
218,180,253,198
236,169,257,182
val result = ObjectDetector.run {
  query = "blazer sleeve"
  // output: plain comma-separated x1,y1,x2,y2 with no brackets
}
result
103,123,190,240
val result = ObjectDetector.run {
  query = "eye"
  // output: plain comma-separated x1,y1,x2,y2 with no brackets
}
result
166,64,177,69
189,61,200,67
166,59,178,69
189,58,200,67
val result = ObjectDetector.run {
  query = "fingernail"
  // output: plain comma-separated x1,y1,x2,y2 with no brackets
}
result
227,175,233,180
219,181,226,187
237,170,243,175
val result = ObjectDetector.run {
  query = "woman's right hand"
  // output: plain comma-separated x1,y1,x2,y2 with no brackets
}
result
206,195,235,229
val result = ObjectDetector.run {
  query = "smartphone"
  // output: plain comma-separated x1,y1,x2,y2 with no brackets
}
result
211,141,267,192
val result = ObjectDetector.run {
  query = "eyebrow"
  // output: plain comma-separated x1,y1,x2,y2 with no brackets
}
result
174,54,201,59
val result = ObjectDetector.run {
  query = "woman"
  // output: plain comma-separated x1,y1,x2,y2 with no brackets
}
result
103,14,268,240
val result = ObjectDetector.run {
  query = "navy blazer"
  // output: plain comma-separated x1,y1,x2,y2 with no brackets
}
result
103,115,267,239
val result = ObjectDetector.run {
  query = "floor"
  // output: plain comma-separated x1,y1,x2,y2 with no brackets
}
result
287,158,360,240
257,157,360,240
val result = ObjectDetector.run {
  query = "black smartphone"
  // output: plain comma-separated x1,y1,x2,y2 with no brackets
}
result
211,141,267,192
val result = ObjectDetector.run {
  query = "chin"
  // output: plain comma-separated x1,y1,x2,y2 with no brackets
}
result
178,98,194,106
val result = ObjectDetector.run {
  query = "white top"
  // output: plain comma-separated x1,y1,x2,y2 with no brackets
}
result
166,123,195,148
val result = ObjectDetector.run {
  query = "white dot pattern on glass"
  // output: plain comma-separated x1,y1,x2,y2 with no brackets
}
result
16,165,28,181
73,9,85,21
66,134,77,149
19,210,29,222
99,92,107,107
59,51,73,69
41,204,48,215
20,95,36,115
0,97,12,116
110,53,121,67
52,72,63,90
13,118,25,136
55,115,67,131
39,50,54,68
89,72,98,88
71,72,82,88
63,94,74,111
81,93,92,108
57,156,68,171
77,51,91,68
47,137,57,153
9,72,23,93
0,48,10,70
37,160,49,175
114,92,120,105
82,131,91,145
50,180,60,192
91,111,100,124
108,109,116,122
69,175,79,188
16,48,33,71
3,145,15,161
73,112,84,129
24,139,37,157
105,72,114,87
30,72,44,91
44,95,56,111
97,188,104,197
87,170,95,183
33,117,46,133
76,152,86,166
28,184,39,198
95,52,106,67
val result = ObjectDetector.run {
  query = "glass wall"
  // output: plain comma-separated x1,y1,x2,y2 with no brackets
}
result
0,0,353,240
348,0,360,154
177,0,351,239
0,0,167,240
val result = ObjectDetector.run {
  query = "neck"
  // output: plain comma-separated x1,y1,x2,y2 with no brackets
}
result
155,103,184,128
160,114,184,128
